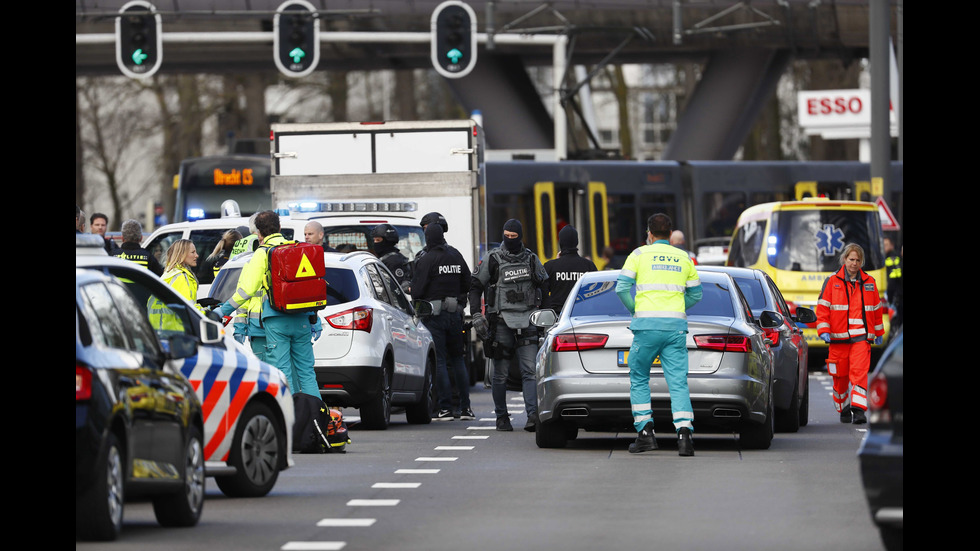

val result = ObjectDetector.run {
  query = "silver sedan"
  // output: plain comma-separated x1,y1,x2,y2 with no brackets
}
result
534,269,780,450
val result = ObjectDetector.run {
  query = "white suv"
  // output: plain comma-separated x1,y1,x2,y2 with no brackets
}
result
210,249,436,430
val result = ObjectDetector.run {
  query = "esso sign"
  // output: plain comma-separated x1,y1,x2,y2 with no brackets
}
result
798,89,875,128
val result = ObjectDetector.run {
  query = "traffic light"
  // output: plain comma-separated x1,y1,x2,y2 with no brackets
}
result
431,1,477,79
274,0,320,78
115,1,162,79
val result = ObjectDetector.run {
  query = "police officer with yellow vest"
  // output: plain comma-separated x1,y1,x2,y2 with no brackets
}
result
616,213,702,456
112,219,164,276
883,237,903,331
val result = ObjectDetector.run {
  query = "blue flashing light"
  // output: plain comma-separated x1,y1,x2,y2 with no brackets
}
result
187,208,206,221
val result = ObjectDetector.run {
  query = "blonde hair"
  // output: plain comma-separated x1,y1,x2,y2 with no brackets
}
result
165,239,196,272
208,229,243,261
838,243,865,267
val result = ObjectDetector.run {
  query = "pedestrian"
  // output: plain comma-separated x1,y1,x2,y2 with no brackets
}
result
883,237,903,331
112,219,164,276
670,229,697,264
216,211,319,396
543,225,597,315
230,214,260,257
198,229,242,285
596,246,619,271
162,238,205,313
304,220,338,252
816,243,885,424
90,212,118,254
372,224,412,294
616,213,702,456
411,222,472,421
469,218,549,432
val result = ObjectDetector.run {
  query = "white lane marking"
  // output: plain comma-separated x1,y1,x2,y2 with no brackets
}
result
316,519,376,527
452,435,489,440
435,445,474,450
347,499,400,506
467,426,497,430
372,482,421,488
479,417,496,421
281,543,346,551
395,469,439,474
415,456,458,461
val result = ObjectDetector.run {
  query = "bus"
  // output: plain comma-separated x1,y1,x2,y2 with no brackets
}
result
173,154,272,222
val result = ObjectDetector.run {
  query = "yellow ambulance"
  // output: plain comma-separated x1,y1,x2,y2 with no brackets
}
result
726,198,890,349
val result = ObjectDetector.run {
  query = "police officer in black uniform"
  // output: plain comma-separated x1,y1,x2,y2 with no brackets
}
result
411,222,473,421
543,225,597,315
469,219,549,432
372,224,412,294
414,212,449,264
112,219,164,276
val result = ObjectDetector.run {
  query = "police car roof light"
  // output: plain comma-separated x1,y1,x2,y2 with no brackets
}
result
286,201,418,214
187,208,206,220
220,200,242,218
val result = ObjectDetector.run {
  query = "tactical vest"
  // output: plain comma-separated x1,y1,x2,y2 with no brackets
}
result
489,249,540,329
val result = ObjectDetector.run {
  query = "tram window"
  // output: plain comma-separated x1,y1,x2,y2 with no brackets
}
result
607,193,638,253
702,191,746,238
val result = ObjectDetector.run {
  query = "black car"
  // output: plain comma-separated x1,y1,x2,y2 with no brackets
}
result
858,331,903,551
75,269,206,541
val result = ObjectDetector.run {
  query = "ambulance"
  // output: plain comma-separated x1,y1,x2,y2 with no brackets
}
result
726,198,890,350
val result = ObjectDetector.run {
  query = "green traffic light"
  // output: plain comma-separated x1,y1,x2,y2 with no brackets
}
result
131,49,148,65
446,48,462,64
289,47,306,64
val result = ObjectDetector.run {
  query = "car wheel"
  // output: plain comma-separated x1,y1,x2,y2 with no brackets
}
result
76,433,124,541
740,382,774,450
215,402,282,497
405,358,435,424
535,418,569,449
775,376,801,433
798,374,810,427
360,364,392,430
153,426,205,527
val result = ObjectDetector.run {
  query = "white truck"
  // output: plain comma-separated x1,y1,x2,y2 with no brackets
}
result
270,120,490,384
269,120,488,272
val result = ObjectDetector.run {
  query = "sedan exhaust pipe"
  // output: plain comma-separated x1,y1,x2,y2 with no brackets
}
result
561,408,590,418
713,408,742,419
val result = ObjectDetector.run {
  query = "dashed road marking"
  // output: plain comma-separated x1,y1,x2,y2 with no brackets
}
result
395,468,439,474
372,482,421,488
347,499,400,506
415,456,458,461
281,542,346,550
452,435,489,440
316,519,376,527
435,445,474,451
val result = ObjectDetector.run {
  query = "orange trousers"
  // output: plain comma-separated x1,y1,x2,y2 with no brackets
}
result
826,341,870,412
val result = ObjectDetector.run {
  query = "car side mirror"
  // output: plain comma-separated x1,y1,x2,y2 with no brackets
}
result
794,307,817,324
530,309,557,328
199,317,224,345
759,310,783,329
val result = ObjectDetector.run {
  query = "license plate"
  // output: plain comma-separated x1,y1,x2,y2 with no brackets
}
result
617,350,661,367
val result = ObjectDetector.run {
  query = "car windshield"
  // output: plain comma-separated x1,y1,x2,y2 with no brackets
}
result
770,209,884,272
569,275,735,319
209,265,359,306
730,276,767,311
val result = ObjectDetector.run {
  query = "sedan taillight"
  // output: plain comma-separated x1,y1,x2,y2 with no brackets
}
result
326,307,373,332
552,333,608,352
76,364,92,401
694,335,752,353
761,327,780,347
868,371,890,423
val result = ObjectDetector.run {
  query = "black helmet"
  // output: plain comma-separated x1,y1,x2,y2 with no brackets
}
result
420,212,448,233
371,224,399,245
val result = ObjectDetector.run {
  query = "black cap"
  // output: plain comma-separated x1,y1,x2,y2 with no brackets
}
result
558,225,578,251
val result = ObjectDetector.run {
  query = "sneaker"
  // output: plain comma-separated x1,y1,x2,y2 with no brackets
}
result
433,409,453,421
628,422,658,454
459,408,476,420
852,408,867,424
496,415,513,431
840,405,852,423
678,427,695,457
524,413,538,432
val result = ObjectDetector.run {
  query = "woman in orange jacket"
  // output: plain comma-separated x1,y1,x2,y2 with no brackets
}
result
816,243,885,424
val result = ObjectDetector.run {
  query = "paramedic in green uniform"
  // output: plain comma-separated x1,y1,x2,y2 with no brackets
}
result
616,213,702,456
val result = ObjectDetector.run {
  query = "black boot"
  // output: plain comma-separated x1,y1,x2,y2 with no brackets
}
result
629,422,657,453
852,408,867,424
840,405,852,423
678,427,695,457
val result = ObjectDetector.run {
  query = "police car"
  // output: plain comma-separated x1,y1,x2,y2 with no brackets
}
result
142,201,425,299
77,235,294,498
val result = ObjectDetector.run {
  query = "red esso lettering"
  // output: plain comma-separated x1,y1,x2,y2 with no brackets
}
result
848,96,862,113
811,95,862,116
807,98,817,115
